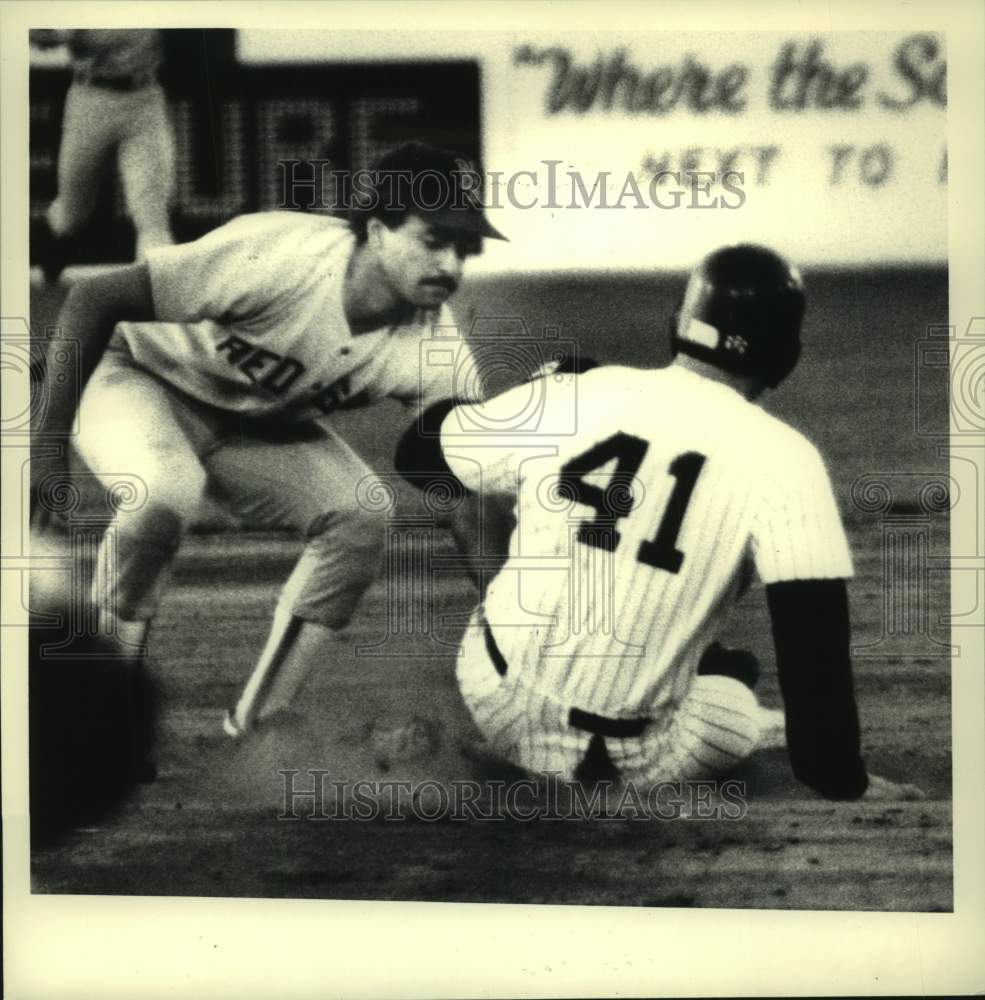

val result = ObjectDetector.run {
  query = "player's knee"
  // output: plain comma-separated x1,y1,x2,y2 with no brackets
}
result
281,505,387,629
309,501,388,568
344,507,387,588
48,197,93,237
114,504,190,568
688,675,761,770
119,464,206,540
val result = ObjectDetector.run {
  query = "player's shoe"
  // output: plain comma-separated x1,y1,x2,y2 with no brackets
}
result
222,707,305,740
755,707,787,751
136,757,159,783
222,710,244,739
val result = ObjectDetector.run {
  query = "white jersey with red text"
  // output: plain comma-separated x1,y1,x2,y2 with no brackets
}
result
118,212,473,417
441,364,853,721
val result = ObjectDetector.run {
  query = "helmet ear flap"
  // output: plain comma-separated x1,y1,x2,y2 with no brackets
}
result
765,331,801,388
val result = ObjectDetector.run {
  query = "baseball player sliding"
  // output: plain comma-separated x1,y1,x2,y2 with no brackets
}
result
30,29,176,280
396,245,924,801
31,143,504,767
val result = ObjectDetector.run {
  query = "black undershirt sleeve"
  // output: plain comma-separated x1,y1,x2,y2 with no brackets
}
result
394,353,602,491
393,398,471,492
765,579,869,800
394,357,603,492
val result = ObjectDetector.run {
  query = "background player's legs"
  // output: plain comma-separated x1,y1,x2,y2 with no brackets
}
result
610,674,764,785
75,348,214,637
47,84,119,239
209,426,388,733
118,86,175,257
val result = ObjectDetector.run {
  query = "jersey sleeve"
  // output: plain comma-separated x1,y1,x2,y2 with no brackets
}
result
439,370,587,495
750,437,854,583
391,305,483,409
145,215,300,325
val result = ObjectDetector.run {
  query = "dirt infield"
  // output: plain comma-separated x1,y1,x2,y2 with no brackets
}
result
30,524,952,911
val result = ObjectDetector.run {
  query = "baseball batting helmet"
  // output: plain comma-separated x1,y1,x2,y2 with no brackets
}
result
670,244,806,389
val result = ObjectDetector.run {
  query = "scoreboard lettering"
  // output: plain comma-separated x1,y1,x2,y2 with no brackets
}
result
30,57,480,263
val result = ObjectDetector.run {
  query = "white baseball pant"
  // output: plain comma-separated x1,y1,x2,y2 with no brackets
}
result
48,80,175,256
73,342,387,631
456,611,765,784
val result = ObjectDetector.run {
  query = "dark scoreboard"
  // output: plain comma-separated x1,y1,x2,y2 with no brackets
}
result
30,29,482,263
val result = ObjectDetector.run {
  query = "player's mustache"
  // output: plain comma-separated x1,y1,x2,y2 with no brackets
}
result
421,276,457,293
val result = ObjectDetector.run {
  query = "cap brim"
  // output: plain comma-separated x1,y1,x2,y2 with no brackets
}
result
425,208,509,242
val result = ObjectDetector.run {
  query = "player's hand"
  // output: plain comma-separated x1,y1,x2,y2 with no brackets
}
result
527,351,600,382
862,773,927,802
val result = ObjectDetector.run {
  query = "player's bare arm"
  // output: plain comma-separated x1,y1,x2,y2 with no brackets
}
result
31,263,155,521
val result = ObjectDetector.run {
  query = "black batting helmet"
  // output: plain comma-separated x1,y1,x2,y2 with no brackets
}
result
670,244,806,389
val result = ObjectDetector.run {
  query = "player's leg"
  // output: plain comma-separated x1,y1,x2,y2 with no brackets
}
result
455,616,517,755
117,85,175,258
610,673,766,786
208,425,388,735
72,345,217,778
46,83,118,240
456,613,591,777
75,345,215,644
39,83,120,282
697,641,786,749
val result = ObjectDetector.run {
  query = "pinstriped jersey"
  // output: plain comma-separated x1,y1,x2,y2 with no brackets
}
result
441,364,853,718
115,213,472,420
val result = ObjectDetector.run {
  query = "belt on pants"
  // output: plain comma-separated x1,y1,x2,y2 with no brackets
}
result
75,70,156,92
481,618,651,739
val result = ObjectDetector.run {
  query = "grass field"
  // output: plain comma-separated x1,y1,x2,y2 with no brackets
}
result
27,266,952,910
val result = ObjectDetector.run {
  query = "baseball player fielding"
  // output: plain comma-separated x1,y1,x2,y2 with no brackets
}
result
30,142,505,771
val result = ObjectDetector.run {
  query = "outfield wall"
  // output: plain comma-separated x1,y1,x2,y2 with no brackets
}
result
31,30,946,269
